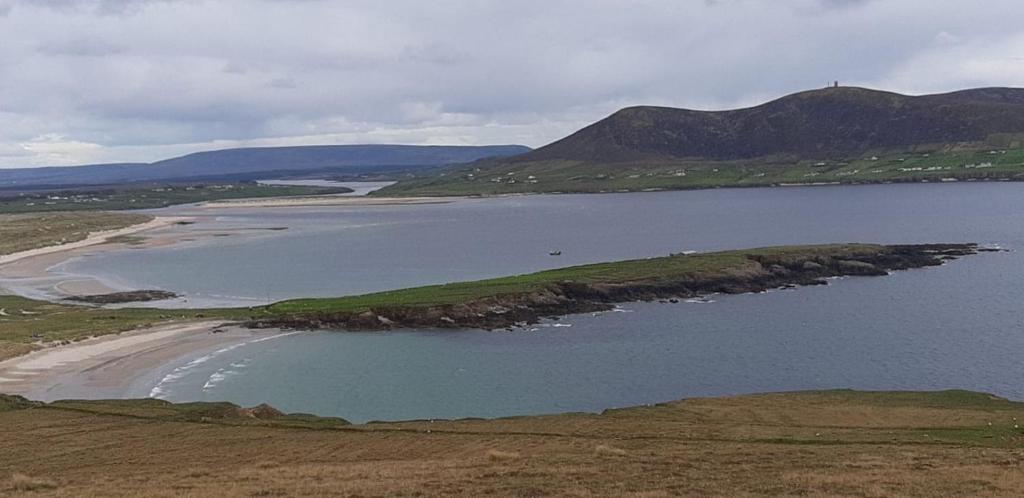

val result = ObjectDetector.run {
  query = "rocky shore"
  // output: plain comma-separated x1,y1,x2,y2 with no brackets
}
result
248,243,984,332
65,290,179,304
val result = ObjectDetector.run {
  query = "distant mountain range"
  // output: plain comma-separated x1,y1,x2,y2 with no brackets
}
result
379,87,1024,196
0,144,531,190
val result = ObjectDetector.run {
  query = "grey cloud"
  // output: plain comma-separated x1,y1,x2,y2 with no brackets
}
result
0,0,1022,167
268,77,297,89
10,0,178,16
37,38,128,56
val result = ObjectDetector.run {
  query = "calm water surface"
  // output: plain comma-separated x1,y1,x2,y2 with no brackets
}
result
60,183,1024,422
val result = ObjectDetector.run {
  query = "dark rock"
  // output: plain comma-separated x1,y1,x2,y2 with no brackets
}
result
66,290,179,304
834,260,886,275
801,261,825,271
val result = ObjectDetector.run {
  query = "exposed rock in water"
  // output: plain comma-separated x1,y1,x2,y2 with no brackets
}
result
246,243,982,332
66,290,179,304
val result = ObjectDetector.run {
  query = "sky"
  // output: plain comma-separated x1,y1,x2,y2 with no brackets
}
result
1,0,1023,168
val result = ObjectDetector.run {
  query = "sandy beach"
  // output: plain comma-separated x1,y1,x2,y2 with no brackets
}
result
0,216,189,267
200,195,460,208
0,214,296,402
0,216,195,298
0,214,253,300
0,320,279,401
0,215,195,295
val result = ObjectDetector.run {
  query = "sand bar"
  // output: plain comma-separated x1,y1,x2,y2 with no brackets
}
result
200,195,461,208
0,216,190,267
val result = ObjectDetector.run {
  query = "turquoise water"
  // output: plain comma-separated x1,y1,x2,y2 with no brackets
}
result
62,183,1024,422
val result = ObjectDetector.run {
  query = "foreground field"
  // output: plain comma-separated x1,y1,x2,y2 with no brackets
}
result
2,390,1024,496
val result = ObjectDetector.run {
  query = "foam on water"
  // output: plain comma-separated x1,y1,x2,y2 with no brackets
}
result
149,331,302,399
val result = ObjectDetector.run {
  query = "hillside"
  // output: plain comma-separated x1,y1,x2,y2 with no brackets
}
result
526,87,1024,162
3,390,1024,496
0,144,530,190
378,87,1024,195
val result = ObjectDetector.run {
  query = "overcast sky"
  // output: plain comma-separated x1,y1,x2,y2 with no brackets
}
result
1,0,1022,168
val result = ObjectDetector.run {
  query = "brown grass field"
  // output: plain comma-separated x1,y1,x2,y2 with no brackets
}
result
2,390,1024,497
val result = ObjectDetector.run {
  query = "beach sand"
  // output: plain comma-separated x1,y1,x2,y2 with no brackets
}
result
0,216,197,298
0,320,278,401
200,195,460,208
0,216,189,266
0,214,270,301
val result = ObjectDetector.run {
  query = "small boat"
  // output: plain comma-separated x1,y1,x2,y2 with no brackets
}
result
549,250,562,256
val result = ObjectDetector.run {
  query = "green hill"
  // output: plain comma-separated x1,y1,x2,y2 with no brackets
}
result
378,87,1024,195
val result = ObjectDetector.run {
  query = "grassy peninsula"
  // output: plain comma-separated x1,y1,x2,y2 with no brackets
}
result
255,243,981,330
0,242,983,360
3,389,1024,496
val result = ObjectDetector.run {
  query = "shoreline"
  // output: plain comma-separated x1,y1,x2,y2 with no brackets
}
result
199,195,463,208
0,214,276,304
0,215,193,299
0,320,282,401
253,243,982,332
0,216,189,267
375,173,1024,198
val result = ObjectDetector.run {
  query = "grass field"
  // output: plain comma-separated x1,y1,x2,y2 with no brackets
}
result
0,183,352,213
0,211,152,256
378,146,1024,196
2,389,1024,496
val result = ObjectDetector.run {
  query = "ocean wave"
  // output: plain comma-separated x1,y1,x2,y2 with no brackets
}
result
684,297,715,304
148,331,302,399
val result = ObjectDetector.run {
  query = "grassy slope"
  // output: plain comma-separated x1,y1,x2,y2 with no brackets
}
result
378,146,1024,196
2,390,1024,496
0,183,351,214
268,243,882,314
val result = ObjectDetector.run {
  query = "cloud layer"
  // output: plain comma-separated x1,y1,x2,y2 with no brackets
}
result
1,0,1023,167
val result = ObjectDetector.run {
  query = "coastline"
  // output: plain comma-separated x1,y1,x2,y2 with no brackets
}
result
0,216,193,299
0,216,188,267
199,195,462,208
255,243,982,332
0,214,286,302
0,320,281,401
